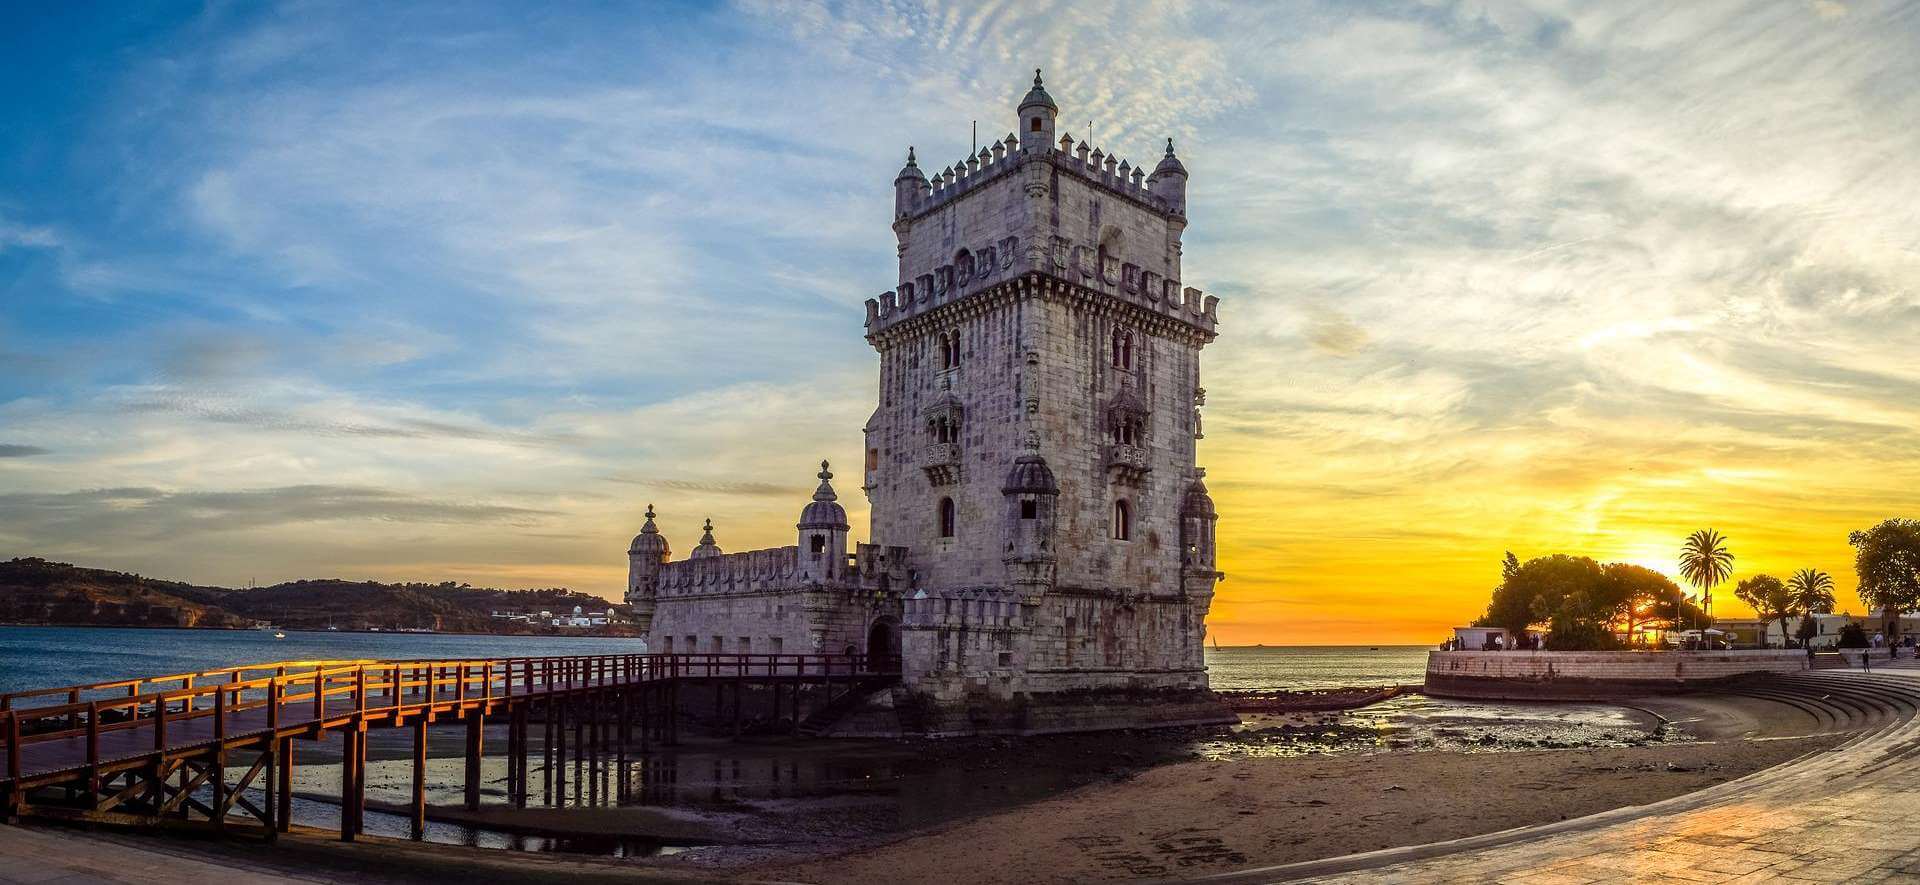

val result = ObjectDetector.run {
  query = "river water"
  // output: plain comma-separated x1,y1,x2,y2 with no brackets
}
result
0,627,1649,858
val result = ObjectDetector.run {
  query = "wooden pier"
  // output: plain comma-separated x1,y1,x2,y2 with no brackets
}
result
0,653,895,841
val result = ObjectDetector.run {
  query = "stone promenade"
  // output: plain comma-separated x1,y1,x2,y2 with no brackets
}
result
1200,666,1920,884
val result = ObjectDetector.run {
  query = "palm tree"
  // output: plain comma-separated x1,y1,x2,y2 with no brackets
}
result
1788,568,1836,646
1678,529,1734,635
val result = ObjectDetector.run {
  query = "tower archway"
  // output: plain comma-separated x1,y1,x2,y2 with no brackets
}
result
866,616,901,672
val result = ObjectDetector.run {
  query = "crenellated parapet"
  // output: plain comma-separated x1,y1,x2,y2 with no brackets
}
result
904,586,1028,633
895,133,1023,221
894,133,1182,224
864,233,1022,334
867,271,1218,345
654,545,802,596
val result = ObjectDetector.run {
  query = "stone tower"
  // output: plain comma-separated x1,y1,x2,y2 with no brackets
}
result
862,71,1227,728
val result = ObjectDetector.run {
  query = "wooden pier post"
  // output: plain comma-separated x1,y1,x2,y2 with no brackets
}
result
553,696,566,804
463,708,484,812
504,703,519,805
543,698,555,807
262,742,278,841
276,737,293,832
411,715,427,840
339,728,358,842
512,704,528,809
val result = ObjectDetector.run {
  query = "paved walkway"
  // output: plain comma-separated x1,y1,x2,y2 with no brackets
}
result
1202,667,1920,884
0,823,331,884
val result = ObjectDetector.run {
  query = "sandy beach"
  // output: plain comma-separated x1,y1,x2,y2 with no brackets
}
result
758,735,1840,884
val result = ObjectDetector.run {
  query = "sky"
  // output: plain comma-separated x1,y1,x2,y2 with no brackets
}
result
2,1,1917,645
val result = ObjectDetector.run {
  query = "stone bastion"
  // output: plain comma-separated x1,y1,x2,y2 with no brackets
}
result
1424,649,1811,700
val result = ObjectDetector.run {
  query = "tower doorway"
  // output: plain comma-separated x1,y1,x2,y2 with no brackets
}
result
867,617,901,672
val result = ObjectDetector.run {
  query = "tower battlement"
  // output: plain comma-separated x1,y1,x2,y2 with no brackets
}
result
873,70,1210,343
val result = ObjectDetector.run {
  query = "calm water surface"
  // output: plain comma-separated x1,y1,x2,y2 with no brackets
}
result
0,625,649,697
0,626,1425,696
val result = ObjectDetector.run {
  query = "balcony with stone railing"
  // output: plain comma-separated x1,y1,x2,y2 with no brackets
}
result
922,442,963,486
1105,443,1151,484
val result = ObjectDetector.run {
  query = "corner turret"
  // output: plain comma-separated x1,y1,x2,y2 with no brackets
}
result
798,460,851,583
625,503,670,630
1180,470,1220,576
1002,433,1060,603
1018,69,1057,153
690,517,722,559
1148,138,1189,216
894,146,927,218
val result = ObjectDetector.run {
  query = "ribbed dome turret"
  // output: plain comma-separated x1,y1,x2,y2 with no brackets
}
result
627,504,671,562
1181,476,1217,518
896,146,926,183
1002,436,1060,495
1018,68,1057,112
690,517,722,559
797,460,850,530
1153,138,1188,177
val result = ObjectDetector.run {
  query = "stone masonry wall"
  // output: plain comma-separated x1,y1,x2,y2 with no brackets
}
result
647,587,892,657
1425,650,1810,700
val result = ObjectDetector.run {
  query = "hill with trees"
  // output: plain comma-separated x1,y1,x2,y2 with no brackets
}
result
0,558,630,634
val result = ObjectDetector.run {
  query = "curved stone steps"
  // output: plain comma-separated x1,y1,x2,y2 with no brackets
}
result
1768,673,1920,730
1722,672,1920,735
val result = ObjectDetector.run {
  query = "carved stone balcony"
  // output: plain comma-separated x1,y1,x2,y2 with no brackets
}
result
922,442,963,486
1105,443,1151,484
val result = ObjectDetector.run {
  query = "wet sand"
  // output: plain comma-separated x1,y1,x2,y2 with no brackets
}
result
760,734,1841,884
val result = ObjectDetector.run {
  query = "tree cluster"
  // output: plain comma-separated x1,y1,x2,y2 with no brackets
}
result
1474,554,1706,649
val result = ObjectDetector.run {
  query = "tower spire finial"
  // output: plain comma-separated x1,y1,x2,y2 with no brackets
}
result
907,145,916,165
813,460,838,502
1166,137,1176,157
1034,67,1043,87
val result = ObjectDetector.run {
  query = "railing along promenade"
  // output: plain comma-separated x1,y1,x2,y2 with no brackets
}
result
0,653,894,841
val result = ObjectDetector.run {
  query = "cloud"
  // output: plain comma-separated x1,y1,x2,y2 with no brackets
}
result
1302,304,1370,356
5,1,1919,638
0,444,50,458
0,485,546,541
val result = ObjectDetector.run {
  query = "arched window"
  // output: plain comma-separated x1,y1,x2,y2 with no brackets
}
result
938,333,954,369
1030,116,1043,132
1112,328,1134,370
938,497,956,538
1112,499,1131,541
810,534,826,554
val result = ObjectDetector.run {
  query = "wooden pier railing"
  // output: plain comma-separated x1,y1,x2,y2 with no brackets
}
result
0,652,896,841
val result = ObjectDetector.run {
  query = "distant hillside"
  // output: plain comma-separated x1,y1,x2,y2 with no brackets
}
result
0,558,631,634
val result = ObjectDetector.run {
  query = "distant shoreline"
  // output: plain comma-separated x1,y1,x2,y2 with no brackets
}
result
0,622,642,639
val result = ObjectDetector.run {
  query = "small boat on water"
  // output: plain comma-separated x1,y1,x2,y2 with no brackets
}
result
273,631,286,639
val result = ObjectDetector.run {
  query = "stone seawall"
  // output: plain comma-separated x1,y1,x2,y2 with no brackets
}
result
1425,650,1809,700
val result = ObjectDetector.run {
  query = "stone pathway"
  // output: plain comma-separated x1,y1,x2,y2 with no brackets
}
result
0,824,332,884
1198,667,1920,884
